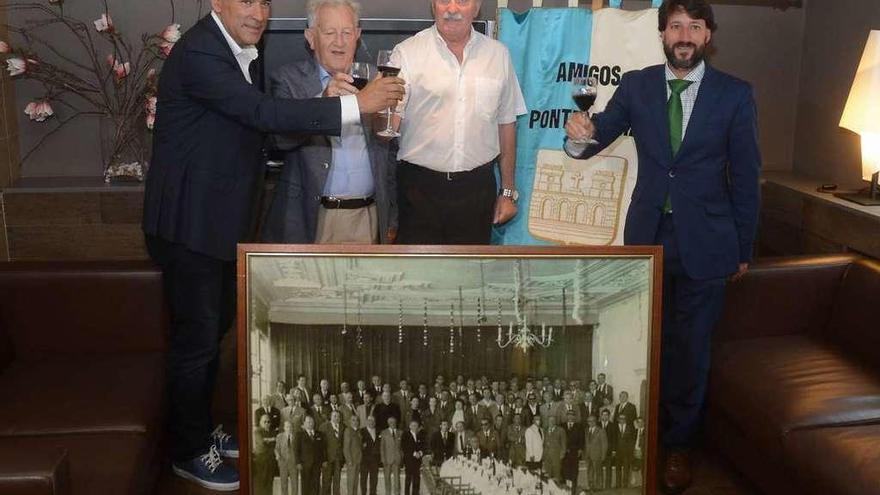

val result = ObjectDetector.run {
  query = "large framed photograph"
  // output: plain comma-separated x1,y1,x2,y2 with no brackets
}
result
237,245,662,495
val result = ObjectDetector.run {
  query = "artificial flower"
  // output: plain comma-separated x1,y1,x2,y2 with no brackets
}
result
0,41,10,54
24,100,54,122
6,57,27,76
161,24,181,43
94,13,114,33
145,95,157,114
146,112,156,130
113,60,131,82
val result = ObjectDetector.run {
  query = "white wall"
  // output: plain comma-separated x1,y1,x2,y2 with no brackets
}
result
591,289,650,413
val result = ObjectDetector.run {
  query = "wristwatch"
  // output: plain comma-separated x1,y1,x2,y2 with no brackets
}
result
499,188,519,203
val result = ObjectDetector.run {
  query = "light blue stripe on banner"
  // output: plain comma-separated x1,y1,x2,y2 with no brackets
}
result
493,8,592,245
610,0,663,7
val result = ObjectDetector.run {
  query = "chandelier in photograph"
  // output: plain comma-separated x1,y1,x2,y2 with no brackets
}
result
496,260,564,352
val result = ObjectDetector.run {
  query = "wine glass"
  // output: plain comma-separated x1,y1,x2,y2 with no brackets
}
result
376,50,401,138
571,76,599,145
349,62,371,91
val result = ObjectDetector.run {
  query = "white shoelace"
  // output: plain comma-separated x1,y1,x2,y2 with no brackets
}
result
212,425,232,445
200,445,223,473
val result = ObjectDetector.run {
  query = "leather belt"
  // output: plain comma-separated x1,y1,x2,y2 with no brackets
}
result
400,160,494,181
320,196,374,209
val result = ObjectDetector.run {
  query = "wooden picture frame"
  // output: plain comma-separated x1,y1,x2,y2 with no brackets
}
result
237,244,662,495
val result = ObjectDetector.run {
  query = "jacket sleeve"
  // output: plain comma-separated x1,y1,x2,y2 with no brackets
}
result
727,83,762,264
180,46,342,136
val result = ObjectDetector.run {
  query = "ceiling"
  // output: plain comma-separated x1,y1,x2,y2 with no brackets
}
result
248,254,651,327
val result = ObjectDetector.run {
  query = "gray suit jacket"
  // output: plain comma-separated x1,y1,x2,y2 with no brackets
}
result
262,58,398,243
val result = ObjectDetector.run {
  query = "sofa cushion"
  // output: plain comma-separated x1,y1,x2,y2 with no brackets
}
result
784,423,880,495
0,432,160,495
0,445,70,495
825,258,880,365
0,354,165,437
710,335,880,459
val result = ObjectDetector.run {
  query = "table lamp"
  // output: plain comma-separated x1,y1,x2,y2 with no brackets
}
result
837,30,880,206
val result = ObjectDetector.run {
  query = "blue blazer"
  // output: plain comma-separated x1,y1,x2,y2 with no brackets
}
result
569,64,761,280
143,14,343,260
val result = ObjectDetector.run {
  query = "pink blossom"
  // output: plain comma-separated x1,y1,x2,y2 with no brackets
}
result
94,13,114,33
6,57,26,76
159,41,175,57
161,24,181,43
146,112,156,130
0,41,9,54
145,95,157,114
113,60,131,82
106,53,116,67
24,100,54,122
147,68,157,81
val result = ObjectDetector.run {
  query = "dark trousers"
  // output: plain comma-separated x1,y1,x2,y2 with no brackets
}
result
654,214,727,448
301,463,322,494
360,463,378,495
404,462,420,495
321,460,343,495
146,235,235,461
396,161,497,245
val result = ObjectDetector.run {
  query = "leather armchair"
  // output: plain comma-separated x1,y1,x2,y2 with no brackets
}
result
0,261,169,495
707,254,880,495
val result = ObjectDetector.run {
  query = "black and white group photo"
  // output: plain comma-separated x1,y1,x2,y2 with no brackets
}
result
246,254,655,494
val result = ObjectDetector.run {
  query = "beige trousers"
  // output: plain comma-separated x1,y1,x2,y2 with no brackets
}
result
315,204,379,244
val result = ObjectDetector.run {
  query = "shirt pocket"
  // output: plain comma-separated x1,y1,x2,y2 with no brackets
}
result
475,76,502,122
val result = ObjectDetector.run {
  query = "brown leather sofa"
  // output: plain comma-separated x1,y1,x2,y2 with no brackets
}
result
707,254,880,495
0,261,168,495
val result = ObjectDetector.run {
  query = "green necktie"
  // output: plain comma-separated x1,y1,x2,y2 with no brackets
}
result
667,79,693,155
663,79,694,214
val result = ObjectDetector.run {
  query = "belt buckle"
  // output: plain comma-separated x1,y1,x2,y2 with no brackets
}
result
326,196,343,208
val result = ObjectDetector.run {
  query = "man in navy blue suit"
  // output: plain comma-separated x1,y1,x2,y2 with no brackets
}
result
142,0,403,490
565,1,760,492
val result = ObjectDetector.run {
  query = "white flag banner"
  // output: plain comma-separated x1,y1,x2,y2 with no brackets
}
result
528,5,665,246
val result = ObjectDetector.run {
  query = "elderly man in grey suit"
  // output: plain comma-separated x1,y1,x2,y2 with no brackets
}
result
263,0,398,245
276,420,299,495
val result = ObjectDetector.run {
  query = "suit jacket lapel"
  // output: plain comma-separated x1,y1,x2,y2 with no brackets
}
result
201,14,249,84
678,64,720,158
646,65,673,161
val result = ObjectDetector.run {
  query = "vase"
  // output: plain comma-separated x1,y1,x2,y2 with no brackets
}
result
99,114,149,183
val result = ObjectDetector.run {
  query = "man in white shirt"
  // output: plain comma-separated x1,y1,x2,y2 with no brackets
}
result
390,0,526,244
524,415,544,472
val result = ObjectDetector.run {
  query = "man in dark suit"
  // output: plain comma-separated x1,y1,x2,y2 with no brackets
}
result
595,374,613,407
401,419,425,495
579,391,600,424
614,413,637,489
263,0,398,245
374,391,402,432
256,396,282,436
566,1,759,491
360,415,381,495
475,418,499,459
312,393,331,428
320,410,345,495
343,415,363,495
562,410,584,494
613,392,638,430
296,415,326,494
429,420,455,466
600,410,615,490
143,0,403,488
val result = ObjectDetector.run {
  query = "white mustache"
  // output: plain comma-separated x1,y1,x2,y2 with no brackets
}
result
442,12,464,21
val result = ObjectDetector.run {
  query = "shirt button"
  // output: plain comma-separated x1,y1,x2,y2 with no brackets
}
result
311,120,320,127
323,163,330,169
668,170,676,178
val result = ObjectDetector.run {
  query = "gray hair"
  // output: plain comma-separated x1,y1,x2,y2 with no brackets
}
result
306,0,362,28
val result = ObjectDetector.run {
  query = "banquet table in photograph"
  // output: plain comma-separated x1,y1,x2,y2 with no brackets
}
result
435,456,569,495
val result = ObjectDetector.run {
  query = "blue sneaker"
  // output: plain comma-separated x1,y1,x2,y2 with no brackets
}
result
211,424,239,458
172,445,239,491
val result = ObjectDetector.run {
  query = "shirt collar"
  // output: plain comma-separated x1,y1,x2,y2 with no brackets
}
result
665,60,705,84
211,11,259,62
430,24,480,53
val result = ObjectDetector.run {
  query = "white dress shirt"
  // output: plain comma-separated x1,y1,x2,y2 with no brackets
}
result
393,26,527,172
210,11,359,125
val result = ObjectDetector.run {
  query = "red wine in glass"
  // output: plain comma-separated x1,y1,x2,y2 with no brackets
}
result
352,77,369,90
378,66,401,78
573,93,596,111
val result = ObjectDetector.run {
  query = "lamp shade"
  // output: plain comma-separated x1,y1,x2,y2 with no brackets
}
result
840,30,880,134
840,30,880,181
